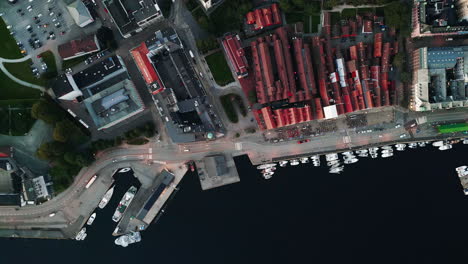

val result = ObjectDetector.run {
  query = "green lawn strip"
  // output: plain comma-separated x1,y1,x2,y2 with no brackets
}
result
0,70,41,100
341,8,357,19
61,55,90,69
0,101,37,136
205,51,234,86
39,50,58,78
220,94,239,123
357,7,374,15
0,18,23,59
330,12,341,24
4,60,47,86
311,15,320,33
286,11,304,24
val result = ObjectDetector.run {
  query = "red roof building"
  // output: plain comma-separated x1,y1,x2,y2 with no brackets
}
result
130,42,164,94
58,34,100,60
247,4,282,31
362,20,373,33
222,34,248,79
374,33,383,58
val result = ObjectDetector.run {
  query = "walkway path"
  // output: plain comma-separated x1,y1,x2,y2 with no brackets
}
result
0,55,46,92
329,4,387,13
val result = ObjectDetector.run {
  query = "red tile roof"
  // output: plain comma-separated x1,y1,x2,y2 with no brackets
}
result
130,42,163,93
247,4,282,31
222,34,248,78
58,34,100,60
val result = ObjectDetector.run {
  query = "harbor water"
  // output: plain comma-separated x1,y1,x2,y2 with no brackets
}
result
1,144,468,263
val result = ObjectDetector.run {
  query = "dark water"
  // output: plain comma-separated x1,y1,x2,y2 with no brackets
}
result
2,144,468,264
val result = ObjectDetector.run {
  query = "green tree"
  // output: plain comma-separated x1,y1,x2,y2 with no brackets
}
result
53,120,75,142
400,72,412,83
324,0,340,10
291,0,305,8
36,141,66,160
279,0,294,12
31,100,64,124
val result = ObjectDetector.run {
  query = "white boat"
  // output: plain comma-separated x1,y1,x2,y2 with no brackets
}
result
329,167,344,174
118,167,131,173
310,155,320,160
417,142,426,147
342,151,353,156
75,228,87,241
262,171,274,179
86,213,96,225
370,152,379,159
290,160,299,166
463,139,468,144
98,186,115,209
456,166,467,172
408,143,417,149
115,232,141,247
257,164,276,170
327,160,340,166
356,149,368,154
382,153,393,158
395,143,406,148
381,145,392,150
262,167,276,173
344,158,358,164
439,144,452,151
382,149,393,154
325,153,338,161
432,141,444,147
357,152,369,157
279,160,288,167
300,157,309,163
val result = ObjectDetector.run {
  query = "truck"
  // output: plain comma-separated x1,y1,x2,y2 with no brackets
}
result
85,175,97,189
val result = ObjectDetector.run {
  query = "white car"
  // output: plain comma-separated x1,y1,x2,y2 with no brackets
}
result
399,134,407,138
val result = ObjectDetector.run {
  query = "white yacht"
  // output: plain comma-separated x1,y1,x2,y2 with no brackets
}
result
86,213,96,226
432,141,444,147
381,145,392,150
439,144,452,151
382,152,393,158
290,160,300,166
408,143,417,149
463,139,468,144
417,142,427,147
329,167,344,174
344,158,358,164
115,232,142,247
357,152,369,157
300,157,310,163
456,166,467,172
257,163,276,170
262,172,274,179
75,228,87,241
327,160,340,166
279,160,288,167
342,151,353,156
325,153,339,161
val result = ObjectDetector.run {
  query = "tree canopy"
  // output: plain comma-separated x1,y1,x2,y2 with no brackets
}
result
31,100,64,124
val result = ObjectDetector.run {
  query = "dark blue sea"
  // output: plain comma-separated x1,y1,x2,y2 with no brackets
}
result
1,144,468,264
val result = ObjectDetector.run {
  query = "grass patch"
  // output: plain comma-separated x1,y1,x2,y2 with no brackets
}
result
4,60,47,86
286,12,304,24
220,94,239,123
357,7,374,15
127,137,149,145
0,103,36,136
61,55,90,69
205,51,234,86
341,8,357,19
39,50,58,79
311,15,320,33
0,18,22,59
330,12,341,25
0,70,41,100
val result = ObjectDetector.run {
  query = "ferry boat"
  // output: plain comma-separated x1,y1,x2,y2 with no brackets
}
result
112,186,137,222
290,160,300,166
344,158,358,164
86,213,96,226
279,160,288,167
439,144,452,151
115,232,142,247
98,186,115,209
75,228,87,241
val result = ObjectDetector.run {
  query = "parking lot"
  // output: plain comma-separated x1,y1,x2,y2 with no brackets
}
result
0,0,101,75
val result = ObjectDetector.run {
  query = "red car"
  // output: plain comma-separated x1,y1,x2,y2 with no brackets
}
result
297,139,310,144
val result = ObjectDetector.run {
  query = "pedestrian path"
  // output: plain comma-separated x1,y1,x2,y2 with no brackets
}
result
0,55,46,92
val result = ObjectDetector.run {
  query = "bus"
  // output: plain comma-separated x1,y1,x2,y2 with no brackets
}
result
85,175,98,189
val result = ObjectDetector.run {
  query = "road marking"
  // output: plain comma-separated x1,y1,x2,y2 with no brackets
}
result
235,143,242,150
